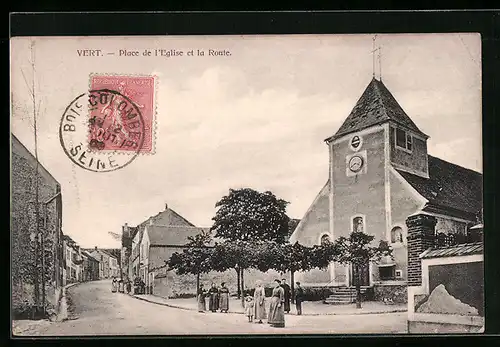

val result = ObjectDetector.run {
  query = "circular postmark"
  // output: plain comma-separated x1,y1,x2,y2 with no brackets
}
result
59,89,145,172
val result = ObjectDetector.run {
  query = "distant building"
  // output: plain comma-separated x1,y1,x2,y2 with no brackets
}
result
100,248,121,278
85,247,119,279
123,204,210,294
141,221,210,295
81,250,100,281
125,203,199,283
11,134,64,316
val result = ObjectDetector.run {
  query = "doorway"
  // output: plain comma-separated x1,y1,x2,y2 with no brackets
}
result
350,260,370,287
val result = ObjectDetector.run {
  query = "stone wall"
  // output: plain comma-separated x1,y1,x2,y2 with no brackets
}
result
373,284,407,304
153,268,287,298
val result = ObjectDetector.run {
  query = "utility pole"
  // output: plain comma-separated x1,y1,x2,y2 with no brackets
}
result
24,39,42,317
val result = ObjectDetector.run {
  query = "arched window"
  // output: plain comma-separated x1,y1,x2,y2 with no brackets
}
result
390,226,404,244
352,216,364,233
320,234,331,246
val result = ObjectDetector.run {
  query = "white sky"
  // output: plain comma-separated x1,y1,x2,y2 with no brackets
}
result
10,34,482,248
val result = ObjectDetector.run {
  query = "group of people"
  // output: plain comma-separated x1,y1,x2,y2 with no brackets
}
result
111,276,133,294
245,278,304,328
197,282,230,313
198,278,305,328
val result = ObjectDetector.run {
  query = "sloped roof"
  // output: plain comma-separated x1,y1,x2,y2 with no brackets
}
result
420,242,483,259
81,250,99,262
146,225,210,246
397,156,482,218
327,78,428,141
134,207,196,245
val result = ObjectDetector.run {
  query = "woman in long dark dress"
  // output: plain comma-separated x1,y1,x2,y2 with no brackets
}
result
267,279,285,328
218,282,229,313
208,283,219,312
197,284,207,313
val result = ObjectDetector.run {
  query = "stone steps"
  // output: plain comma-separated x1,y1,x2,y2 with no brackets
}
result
324,286,372,305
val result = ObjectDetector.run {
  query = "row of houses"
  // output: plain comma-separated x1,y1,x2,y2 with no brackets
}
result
63,235,120,285
11,134,120,318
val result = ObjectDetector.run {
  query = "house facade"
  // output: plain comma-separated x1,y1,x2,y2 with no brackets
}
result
141,223,210,295
289,77,482,299
86,248,119,279
63,235,84,284
88,248,110,279
125,204,202,291
126,203,199,282
81,250,100,282
11,134,64,316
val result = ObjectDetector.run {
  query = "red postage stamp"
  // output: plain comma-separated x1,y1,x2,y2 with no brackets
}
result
88,74,156,154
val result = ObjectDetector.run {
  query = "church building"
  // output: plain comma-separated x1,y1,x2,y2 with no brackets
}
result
289,77,482,300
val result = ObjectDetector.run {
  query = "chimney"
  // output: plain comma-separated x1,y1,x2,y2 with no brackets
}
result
123,223,129,237
95,246,98,251
165,203,169,210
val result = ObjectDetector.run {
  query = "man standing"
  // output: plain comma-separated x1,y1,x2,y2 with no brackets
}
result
294,281,304,315
281,278,291,314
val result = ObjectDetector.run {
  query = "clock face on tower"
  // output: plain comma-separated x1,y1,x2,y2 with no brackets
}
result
348,155,364,173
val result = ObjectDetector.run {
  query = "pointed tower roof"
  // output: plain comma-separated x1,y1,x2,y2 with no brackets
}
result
326,78,428,142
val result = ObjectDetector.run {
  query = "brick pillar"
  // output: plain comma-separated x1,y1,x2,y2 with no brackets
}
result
406,213,437,287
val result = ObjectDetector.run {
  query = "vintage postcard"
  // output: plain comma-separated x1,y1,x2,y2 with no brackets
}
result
10,33,483,336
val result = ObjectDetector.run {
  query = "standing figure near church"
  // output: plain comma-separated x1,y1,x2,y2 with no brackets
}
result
268,279,285,328
197,284,207,313
294,281,305,315
281,278,291,314
253,280,266,323
208,283,219,312
218,282,229,313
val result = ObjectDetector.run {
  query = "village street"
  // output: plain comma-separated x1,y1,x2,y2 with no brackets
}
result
13,280,407,336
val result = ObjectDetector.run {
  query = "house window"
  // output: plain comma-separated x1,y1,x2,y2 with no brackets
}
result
352,216,364,233
390,226,405,244
320,234,331,246
379,265,396,280
395,128,413,151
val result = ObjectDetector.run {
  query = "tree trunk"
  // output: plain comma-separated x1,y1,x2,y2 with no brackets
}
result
240,268,245,308
290,271,295,304
355,265,362,309
196,272,200,294
235,268,241,299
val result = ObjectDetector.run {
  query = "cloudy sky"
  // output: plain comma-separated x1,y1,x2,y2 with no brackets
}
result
11,34,482,248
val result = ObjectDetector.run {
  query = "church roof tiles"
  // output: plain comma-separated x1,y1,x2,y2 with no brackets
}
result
397,156,482,219
327,78,428,142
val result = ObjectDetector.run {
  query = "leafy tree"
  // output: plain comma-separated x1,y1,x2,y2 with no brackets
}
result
266,241,315,303
211,188,290,243
166,229,214,293
332,232,392,308
210,188,291,306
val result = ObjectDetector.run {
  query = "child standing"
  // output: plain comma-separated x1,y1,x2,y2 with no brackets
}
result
244,295,254,322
